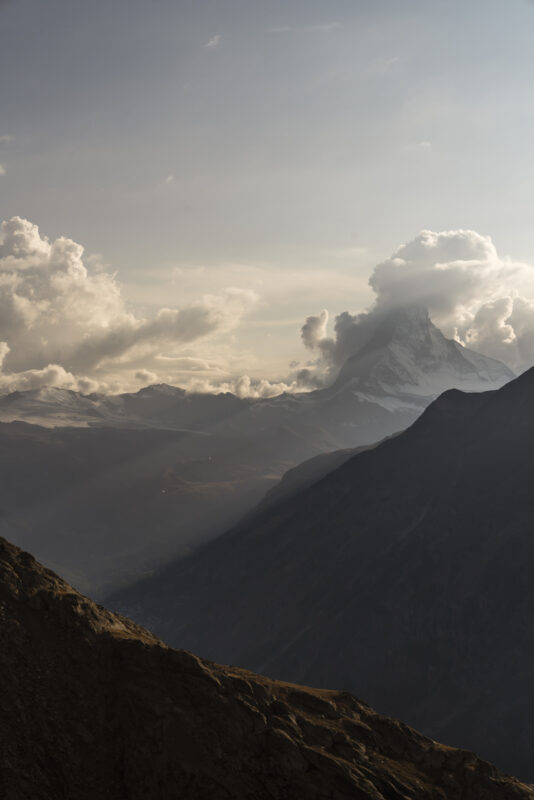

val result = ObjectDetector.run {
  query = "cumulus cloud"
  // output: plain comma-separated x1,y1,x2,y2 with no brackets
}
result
301,309,329,350
0,217,257,394
184,374,299,399
301,228,534,377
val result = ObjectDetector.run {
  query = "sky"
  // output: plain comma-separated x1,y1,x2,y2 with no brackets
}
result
2,0,534,394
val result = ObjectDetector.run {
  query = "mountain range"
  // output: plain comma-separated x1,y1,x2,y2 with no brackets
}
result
1,534,532,799
110,364,534,782
0,308,513,597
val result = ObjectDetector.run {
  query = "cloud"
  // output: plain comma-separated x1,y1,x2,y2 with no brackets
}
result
184,374,299,399
301,309,329,350
0,136,13,145
0,165,5,176
0,343,99,394
301,229,534,375
134,369,158,385
205,34,221,49
0,217,257,394
381,56,401,72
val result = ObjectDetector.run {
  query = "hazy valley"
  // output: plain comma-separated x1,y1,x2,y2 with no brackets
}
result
0,308,512,599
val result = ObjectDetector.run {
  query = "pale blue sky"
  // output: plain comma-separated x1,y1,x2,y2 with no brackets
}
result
1,0,534,387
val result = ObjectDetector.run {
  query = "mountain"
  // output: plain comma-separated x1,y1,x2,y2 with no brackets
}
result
110,366,534,781
0,536,532,799
325,306,512,402
0,308,513,433
0,308,514,597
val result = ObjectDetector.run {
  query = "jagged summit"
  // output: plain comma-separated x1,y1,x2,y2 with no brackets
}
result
329,306,514,400
0,535,532,799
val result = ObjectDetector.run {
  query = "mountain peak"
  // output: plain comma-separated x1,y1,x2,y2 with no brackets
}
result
330,305,513,400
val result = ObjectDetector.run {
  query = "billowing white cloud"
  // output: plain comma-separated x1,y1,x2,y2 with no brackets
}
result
302,229,534,376
0,217,257,394
4,219,534,399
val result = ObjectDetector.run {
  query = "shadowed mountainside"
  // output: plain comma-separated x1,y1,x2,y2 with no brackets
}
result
110,366,534,781
0,536,532,800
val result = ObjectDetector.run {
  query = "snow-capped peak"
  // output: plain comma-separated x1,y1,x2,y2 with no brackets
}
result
330,306,514,400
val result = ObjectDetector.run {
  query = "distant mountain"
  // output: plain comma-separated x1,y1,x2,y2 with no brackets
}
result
0,307,514,596
110,366,534,781
0,308,513,434
1,536,532,800
328,306,512,401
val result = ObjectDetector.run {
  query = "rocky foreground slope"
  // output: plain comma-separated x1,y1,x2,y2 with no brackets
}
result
0,536,532,799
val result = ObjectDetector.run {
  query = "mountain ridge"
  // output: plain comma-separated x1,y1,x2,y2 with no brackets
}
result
1,534,533,799
110,366,534,780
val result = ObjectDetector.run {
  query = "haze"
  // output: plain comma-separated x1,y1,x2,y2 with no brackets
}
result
1,0,534,392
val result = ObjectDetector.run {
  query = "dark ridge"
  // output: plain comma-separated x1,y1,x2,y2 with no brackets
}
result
0,536,532,799
109,368,534,781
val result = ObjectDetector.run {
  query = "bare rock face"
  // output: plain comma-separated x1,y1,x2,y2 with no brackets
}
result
0,537,532,800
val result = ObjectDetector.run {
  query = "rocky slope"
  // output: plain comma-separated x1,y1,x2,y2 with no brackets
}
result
0,536,532,800
110,366,534,781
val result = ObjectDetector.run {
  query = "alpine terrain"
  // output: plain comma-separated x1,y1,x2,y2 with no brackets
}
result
1,535,532,799
110,365,534,781
0,307,512,597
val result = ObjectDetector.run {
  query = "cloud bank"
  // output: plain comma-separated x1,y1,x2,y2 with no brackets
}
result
3,219,534,398
0,217,257,394
301,229,534,382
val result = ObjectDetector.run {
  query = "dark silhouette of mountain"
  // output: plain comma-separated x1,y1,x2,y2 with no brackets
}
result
110,366,534,781
0,308,513,597
0,536,532,799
